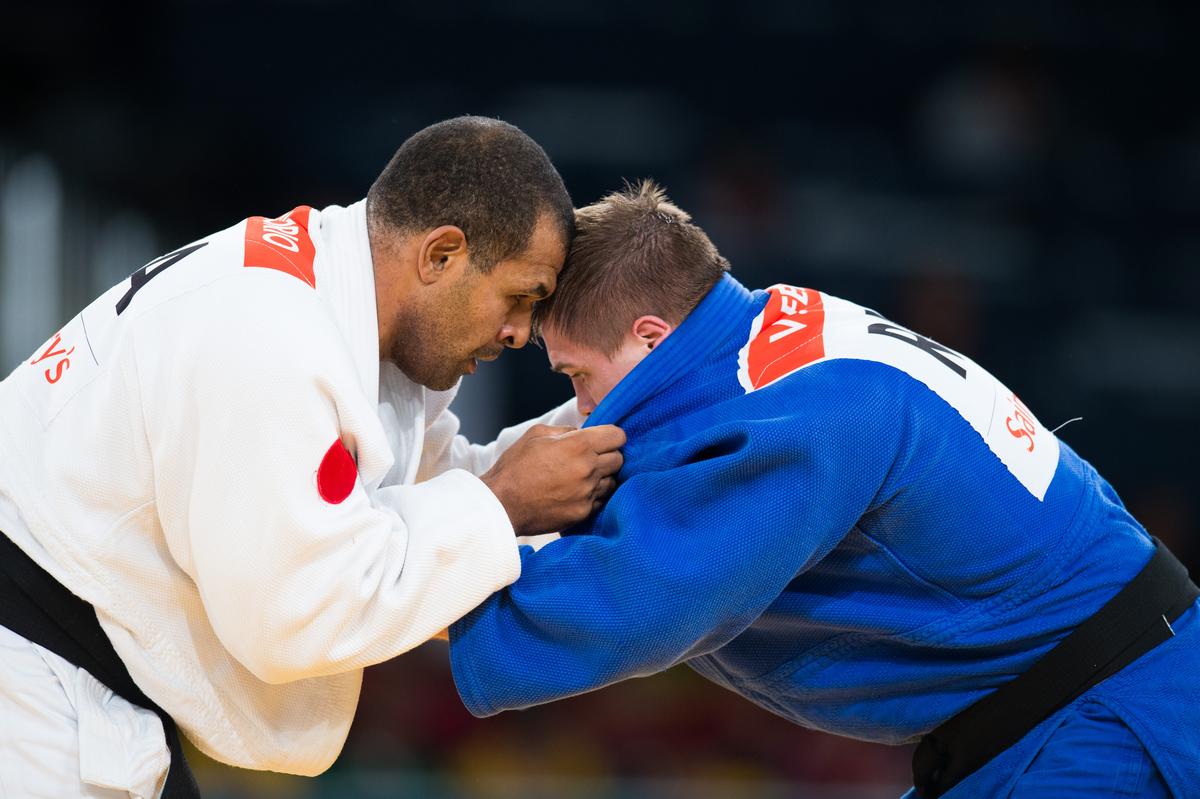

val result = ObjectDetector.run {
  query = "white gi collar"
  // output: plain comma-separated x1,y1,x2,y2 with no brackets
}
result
313,199,380,407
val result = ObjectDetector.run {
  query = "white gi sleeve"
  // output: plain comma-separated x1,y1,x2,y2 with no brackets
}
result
417,398,584,481
137,277,520,685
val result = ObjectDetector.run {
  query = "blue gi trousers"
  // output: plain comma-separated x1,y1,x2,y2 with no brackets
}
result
1009,701,1170,798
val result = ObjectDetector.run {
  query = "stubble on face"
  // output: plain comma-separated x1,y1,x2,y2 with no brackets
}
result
386,271,481,391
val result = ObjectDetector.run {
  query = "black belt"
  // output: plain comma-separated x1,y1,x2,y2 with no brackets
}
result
913,537,1199,798
0,530,201,798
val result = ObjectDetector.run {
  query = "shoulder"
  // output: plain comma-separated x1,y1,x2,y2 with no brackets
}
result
126,266,351,406
742,287,1061,501
736,285,992,419
116,206,323,323
737,286,963,391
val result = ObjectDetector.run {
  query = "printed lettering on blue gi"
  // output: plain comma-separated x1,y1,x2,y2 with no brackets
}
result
864,309,968,379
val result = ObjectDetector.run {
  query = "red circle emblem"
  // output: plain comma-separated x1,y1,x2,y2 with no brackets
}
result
317,439,357,504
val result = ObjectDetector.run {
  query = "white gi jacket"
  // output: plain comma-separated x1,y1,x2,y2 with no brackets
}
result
0,200,570,776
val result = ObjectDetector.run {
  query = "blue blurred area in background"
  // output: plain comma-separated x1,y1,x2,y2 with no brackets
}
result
1,2,1197,795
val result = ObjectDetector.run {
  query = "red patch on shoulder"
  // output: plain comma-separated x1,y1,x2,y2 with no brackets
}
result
244,205,317,288
317,439,357,504
737,285,827,391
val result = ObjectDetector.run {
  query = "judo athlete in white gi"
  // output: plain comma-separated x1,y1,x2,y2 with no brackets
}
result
0,117,624,798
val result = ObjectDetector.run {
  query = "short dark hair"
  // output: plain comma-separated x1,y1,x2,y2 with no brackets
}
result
533,180,730,355
367,116,574,271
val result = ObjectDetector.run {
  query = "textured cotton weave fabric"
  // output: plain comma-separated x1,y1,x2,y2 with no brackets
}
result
450,275,1200,797
0,200,526,774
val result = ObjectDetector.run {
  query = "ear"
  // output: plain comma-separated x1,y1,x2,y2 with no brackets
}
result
631,315,674,351
416,225,469,285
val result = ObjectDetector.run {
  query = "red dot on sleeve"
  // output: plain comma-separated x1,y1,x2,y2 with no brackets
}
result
317,439,357,504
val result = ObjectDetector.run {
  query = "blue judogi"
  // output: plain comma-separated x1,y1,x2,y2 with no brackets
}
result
449,275,1200,797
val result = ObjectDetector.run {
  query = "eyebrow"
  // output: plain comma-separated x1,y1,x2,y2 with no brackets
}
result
550,360,581,374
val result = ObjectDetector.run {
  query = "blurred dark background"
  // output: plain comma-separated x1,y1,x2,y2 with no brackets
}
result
2,2,1197,796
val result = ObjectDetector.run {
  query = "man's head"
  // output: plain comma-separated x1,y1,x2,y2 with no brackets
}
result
534,180,730,416
367,116,574,390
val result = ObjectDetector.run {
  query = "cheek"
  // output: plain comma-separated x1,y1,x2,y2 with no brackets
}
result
594,351,644,401
475,294,511,332
589,371,622,404
448,280,502,341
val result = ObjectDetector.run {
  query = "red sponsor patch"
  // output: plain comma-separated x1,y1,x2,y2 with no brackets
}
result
316,439,357,504
244,206,317,288
738,285,826,391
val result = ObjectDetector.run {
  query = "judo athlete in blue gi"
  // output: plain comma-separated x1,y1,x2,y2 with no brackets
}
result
446,182,1200,798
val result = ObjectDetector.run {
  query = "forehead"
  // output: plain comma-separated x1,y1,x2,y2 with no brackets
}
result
542,326,607,369
492,214,568,284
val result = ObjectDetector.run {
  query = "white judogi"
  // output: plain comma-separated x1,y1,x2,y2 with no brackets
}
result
0,199,576,793
0,624,170,799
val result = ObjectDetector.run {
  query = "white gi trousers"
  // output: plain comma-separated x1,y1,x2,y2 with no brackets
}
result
0,624,170,799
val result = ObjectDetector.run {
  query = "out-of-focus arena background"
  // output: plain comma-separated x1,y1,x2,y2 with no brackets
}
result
3,2,1198,797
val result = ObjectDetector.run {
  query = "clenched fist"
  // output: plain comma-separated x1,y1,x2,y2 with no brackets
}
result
481,423,626,536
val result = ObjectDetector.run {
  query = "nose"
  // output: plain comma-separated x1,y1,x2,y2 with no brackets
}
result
499,320,531,349
574,388,595,417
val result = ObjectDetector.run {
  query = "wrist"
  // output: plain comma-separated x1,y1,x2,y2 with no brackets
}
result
481,471,523,535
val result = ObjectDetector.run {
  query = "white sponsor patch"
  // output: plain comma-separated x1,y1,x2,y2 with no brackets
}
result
738,286,1059,500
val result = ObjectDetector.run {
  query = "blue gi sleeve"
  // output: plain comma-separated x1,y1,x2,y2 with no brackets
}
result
449,381,903,717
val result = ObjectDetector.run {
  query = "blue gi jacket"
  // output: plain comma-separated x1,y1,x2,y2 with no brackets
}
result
449,275,1200,797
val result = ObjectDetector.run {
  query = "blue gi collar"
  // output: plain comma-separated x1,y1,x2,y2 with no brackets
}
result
585,273,757,428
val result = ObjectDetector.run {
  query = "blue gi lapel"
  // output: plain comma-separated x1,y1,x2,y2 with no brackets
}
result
583,274,760,429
